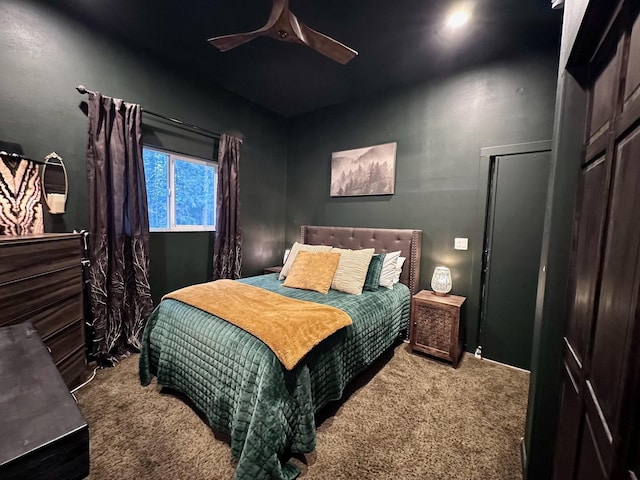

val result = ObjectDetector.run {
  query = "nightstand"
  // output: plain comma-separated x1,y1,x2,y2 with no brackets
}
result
263,266,283,275
409,290,466,367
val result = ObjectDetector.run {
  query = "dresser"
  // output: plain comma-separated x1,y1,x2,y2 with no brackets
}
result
0,322,89,479
409,290,466,367
0,233,86,388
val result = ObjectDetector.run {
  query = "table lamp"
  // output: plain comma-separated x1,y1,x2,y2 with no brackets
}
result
431,266,452,295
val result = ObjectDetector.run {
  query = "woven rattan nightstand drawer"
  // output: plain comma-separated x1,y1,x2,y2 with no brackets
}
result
409,290,465,367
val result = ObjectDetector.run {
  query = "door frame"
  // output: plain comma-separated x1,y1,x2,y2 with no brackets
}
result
475,140,552,361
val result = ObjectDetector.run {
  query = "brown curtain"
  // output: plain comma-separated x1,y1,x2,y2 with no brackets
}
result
86,93,153,365
213,134,242,280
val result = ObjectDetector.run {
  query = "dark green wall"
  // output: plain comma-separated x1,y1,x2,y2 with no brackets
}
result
525,0,590,478
285,53,559,353
0,0,288,304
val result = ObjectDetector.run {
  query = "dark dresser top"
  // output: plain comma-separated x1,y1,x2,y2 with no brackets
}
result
0,322,87,467
0,232,81,244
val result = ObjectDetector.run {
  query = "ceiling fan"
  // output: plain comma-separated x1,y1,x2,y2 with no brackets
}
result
207,0,358,65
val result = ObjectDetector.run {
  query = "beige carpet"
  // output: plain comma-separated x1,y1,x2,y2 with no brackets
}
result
76,344,529,479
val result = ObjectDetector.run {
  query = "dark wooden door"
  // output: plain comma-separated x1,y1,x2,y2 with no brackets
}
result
482,151,550,370
553,3,640,479
629,421,640,479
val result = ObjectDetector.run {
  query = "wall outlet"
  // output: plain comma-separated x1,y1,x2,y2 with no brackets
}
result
454,237,469,250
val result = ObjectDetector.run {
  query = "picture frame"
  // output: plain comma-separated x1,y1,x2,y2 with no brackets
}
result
330,142,397,197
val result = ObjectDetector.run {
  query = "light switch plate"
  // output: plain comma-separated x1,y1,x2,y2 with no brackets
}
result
454,238,469,250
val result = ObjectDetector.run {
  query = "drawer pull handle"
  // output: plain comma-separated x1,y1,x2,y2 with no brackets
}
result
46,346,52,354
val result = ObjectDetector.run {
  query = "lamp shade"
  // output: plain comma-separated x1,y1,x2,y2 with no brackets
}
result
431,266,452,295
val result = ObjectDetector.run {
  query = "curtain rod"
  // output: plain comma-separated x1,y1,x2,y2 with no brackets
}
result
75,85,221,140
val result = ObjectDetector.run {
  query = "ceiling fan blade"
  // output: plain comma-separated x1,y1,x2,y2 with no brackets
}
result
295,21,358,65
208,0,357,65
208,32,262,52
209,0,289,52
266,0,290,28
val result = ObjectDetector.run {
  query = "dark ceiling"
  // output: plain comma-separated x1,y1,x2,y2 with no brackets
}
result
50,0,561,118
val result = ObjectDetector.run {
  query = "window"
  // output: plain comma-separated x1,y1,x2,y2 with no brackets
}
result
142,147,217,231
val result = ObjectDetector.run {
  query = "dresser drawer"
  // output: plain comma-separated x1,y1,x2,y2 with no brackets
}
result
57,346,87,389
28,293,83,340
0,266,83,324
0,291,83,339
0,236,81,285
45,319,84,364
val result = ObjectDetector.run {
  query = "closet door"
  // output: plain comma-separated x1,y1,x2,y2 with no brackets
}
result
618,11,640,480
553,46,619,480
553,152,609,480
553,3,640,479
627,423,640,479
584,93,640,479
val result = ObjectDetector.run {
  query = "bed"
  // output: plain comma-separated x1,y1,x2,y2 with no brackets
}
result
139,225,422,480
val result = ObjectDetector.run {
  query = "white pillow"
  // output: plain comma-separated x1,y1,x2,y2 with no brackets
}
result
279,242,333,280
378,250,401,289
393,256,406,285
330,248,375,295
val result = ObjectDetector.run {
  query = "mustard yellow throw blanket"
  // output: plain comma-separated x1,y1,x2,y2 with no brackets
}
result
164,279,353,370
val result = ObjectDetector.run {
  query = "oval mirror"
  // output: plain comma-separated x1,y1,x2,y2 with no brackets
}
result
41,152,68,214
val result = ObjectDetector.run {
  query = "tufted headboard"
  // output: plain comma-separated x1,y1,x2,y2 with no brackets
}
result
300,225,422,294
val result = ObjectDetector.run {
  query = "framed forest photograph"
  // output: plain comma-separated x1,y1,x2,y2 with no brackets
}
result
330,142,397,197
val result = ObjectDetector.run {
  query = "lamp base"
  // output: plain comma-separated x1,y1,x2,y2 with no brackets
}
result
432,291,450,296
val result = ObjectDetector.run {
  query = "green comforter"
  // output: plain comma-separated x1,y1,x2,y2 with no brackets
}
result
140,274,410,479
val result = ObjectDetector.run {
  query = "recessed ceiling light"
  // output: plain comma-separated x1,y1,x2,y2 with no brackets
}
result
446,8,471,29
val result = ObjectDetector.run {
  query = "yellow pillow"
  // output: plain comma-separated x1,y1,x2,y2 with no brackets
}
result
279,242,333,280
282,251,341,294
